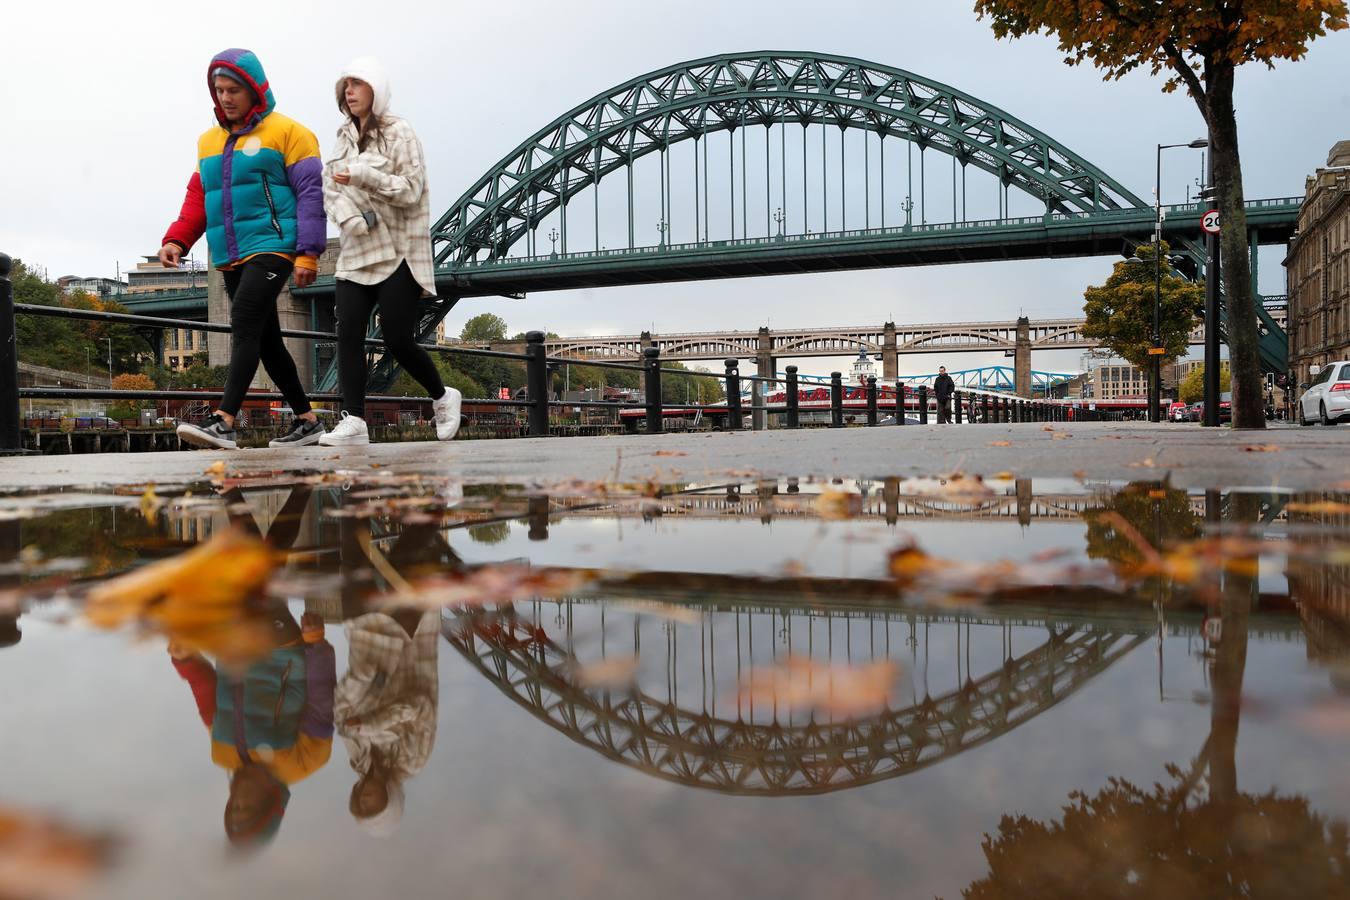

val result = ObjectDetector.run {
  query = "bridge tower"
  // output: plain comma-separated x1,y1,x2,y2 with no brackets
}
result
1014,316,1032,398
883,322,898,380
756,326,775,383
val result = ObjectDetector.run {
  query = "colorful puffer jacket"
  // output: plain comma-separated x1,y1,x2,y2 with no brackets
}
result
163,48,326,272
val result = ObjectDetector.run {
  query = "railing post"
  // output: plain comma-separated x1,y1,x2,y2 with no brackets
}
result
525,331,550,437
895,381,905,425
643,347,663,434
724,359,742,431
918,385,929,425
785,365,800,429
954,390,963,424
829,372,844,428
0,253,24,455
866,376,878,426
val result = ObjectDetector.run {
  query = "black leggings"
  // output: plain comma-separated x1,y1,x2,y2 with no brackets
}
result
220,255,312,417
335,261,444,418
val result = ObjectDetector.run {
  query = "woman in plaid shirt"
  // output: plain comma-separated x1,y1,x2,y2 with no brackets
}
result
321,57,462,446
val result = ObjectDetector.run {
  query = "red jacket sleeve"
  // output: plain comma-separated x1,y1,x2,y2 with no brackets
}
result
162,172,207,253
172,655,218,728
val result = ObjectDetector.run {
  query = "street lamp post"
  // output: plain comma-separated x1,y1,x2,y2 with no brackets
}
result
1151,139,1208,423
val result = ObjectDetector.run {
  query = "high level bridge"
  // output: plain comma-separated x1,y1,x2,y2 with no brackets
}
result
121,52,1299,390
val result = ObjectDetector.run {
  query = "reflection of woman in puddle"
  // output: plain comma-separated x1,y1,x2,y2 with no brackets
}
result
336,515,449,836
169,482,336,847
169,606,336,847
336,607,438,836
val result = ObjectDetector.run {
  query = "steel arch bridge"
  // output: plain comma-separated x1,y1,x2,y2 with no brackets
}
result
444,602,1145,796
432,51,1145,269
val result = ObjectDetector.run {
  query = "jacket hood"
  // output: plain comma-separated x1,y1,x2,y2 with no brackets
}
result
337,57,391,120
208,48,275,129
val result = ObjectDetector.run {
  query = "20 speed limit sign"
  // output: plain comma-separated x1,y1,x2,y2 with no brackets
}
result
1201,209,1221,234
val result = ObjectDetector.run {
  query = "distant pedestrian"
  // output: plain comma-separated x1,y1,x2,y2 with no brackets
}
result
161,49,328,450
934,366,955,424
319,57,461,447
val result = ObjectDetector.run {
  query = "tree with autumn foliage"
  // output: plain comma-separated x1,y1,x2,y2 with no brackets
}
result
1081,241,1203,371
974,0,1348,430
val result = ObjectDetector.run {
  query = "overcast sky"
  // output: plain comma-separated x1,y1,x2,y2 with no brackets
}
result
5,0,1347,376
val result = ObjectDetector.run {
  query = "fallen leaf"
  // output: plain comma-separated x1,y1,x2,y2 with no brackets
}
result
738,657,900,718
567,655,640,690
1243,444,1282,453
400,565,596,609
816,488,862,520
0,807,117,900
1052,433,1071,441
989,440,1012,447
203,460,227,480
138,484,161,527
1286,501,1350,515
1042,425,1055,432
83,528,280,662
651,450,688,457
991,471,1016,480
1129,458,1157,469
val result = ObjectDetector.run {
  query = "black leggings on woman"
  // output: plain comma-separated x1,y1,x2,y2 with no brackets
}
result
335,261,445,418
220,254,313,418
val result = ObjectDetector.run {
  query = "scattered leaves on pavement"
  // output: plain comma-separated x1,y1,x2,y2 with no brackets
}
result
1242,444,1282,453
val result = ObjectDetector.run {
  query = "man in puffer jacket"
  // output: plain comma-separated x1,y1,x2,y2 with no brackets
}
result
159,48,327,451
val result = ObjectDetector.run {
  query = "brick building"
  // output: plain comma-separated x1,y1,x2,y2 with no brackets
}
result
1287,141,1350,387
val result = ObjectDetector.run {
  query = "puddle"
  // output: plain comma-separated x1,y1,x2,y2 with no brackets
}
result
1,473,1349,899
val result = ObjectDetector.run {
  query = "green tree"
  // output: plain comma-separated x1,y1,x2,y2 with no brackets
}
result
1081,242,1203,371
974,0,1348,429
1178,362,1230,403
461,313,509,343
12,260,146,375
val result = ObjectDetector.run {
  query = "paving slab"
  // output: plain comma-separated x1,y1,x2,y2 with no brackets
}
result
1,421,1344,493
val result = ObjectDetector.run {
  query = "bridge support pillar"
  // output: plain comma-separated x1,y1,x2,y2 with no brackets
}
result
882,321,897,380
208,266,314,394
1014,316,1032,398
755,338,774,431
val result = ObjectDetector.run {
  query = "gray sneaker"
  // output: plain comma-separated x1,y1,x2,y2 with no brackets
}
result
177,414,237,450
269,417,326,448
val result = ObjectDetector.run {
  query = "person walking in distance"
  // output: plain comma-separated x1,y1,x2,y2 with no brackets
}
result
319,58,461,447
160,49,327,450
934,366,955,424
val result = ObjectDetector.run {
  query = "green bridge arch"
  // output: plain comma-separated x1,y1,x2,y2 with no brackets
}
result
431,51,1149,266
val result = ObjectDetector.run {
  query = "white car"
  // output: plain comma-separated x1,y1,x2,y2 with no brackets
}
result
1298,361,1350,426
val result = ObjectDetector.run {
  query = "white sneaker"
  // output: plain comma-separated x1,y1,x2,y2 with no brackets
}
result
432,388,462,441
318,411,369,446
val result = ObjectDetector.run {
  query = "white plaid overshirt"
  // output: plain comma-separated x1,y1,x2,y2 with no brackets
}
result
323,117,438,297
335,611,440,780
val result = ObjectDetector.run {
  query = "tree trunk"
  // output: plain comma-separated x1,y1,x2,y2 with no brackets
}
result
1205,63,1266,429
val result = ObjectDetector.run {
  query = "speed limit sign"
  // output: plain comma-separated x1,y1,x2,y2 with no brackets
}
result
1201,209,1221,234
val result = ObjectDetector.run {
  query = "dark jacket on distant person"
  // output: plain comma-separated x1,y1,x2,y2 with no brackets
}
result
934,373,955,400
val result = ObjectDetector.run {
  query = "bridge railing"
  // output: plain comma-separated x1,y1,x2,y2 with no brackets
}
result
1,253,1126,454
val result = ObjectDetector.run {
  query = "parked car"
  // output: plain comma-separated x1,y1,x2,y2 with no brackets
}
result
1186,403,1203,422
1297,360,1350,426
1168,401,1189,422
1218,392,1233,424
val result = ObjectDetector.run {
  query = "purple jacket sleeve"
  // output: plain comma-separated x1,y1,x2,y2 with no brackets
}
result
301,639,336,738
287,156,327,259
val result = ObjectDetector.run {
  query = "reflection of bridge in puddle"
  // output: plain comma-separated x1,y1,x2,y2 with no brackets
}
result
444,601,1150,795
546,480,1236,524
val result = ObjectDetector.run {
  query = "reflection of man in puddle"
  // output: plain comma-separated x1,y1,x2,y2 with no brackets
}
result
169,483,336,847
170,606,336,847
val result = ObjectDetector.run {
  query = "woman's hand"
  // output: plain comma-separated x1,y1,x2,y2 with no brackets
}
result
333,171,352,185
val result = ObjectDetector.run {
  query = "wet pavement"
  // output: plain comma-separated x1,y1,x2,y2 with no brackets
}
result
2,427,1350,899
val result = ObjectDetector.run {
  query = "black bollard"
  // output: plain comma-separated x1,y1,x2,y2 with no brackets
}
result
785,365,800,429
643,347,664,434
724,359,742,431
981,392,990,424
866,376,878,426
896,381,906,425
830,372,844,428
0,254,19,454
918,385,929,425
954,390,963,424
525,331,551,436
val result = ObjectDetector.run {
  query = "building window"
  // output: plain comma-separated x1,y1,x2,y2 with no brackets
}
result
185,330,193,350
170,330,179,350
